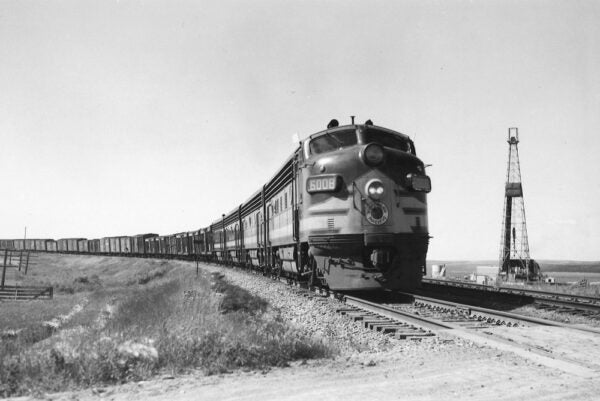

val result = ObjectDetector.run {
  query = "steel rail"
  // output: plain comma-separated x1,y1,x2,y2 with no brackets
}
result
344,292,599,378
343,295,456,330
422,277,600,308
401,291,600,335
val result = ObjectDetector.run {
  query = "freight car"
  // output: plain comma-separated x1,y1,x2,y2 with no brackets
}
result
0,119,431,291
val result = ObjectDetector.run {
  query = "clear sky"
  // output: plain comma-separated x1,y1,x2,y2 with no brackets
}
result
1,0,598,261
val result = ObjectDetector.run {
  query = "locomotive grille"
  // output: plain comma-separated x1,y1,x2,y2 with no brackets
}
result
327,218,335,231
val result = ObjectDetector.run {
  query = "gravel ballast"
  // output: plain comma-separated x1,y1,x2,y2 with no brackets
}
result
199,263,476,358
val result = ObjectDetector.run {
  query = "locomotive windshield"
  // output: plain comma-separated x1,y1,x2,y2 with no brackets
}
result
309,129,357,155
362,130,414,154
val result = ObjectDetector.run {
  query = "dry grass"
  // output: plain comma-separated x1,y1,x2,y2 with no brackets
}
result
0,255,334,397
0,294,86,332
15,254,175,290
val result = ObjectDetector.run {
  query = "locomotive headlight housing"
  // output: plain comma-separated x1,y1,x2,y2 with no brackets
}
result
366,201,389,225
407,174,432,193
361,143,385,166
365,179,385,200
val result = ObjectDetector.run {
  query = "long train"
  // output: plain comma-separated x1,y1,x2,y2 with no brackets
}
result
0,119,431,290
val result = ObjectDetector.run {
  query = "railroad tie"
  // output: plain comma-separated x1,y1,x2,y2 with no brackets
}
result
336,305,437,340
395,332,435,340
365,319,394,329
347,314,369,322
336,308,359,314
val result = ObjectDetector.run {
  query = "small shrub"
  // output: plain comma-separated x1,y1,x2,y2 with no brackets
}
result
127,266,170,285
0,355,23,397
56,275,102,293
18,325,55,345
137,269,165,284
106,279,181,333
211,275,268,314
73,276,89,284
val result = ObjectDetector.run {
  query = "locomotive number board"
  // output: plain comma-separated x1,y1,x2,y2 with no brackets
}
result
307,174,341,193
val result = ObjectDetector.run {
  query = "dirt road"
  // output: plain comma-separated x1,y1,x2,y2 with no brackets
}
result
27,338,599,401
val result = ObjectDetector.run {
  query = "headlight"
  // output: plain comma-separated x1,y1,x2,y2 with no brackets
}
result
366,201,389,225
407,174,431,192
362,143,385,166
366,179,385,200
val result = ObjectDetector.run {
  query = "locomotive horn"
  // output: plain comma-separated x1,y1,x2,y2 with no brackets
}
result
351,115,355,125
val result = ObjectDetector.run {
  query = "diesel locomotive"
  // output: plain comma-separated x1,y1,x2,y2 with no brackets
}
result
0,119,431,291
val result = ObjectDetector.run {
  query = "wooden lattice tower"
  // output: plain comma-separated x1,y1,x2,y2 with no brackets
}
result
499,128,540,280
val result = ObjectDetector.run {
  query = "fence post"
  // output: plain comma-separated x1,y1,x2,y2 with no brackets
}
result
25,251,30,274
1,250,7,289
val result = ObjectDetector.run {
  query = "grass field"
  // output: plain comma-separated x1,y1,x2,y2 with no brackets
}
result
1,254,175,331
0,254,333,397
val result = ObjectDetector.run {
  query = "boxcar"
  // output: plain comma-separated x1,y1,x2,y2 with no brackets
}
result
57,239,68,252
144,237,152,255
155,236,167,255
174,232,188,256
100,237,111,253
119,236,132,254
47,240,58,252
88,239,100,253
78,239,89,253
185,232,193,255
34,239,48,251
0,240,14,250
108,237,120,254
165,235,174,256
133,233,158,255
67,238,85,252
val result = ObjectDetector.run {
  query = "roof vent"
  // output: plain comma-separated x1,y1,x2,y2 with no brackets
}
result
327,119,339,129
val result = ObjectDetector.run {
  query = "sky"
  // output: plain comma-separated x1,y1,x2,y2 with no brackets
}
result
1,0,599,261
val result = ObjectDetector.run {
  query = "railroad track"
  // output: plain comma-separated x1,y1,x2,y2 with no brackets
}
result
421,277,600,318
217,263,600,377
335,292,600,378
395,292,600,334
275,272,600,335
339,292,581,336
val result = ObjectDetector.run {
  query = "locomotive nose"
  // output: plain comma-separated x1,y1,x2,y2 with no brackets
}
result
363,145,430,192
